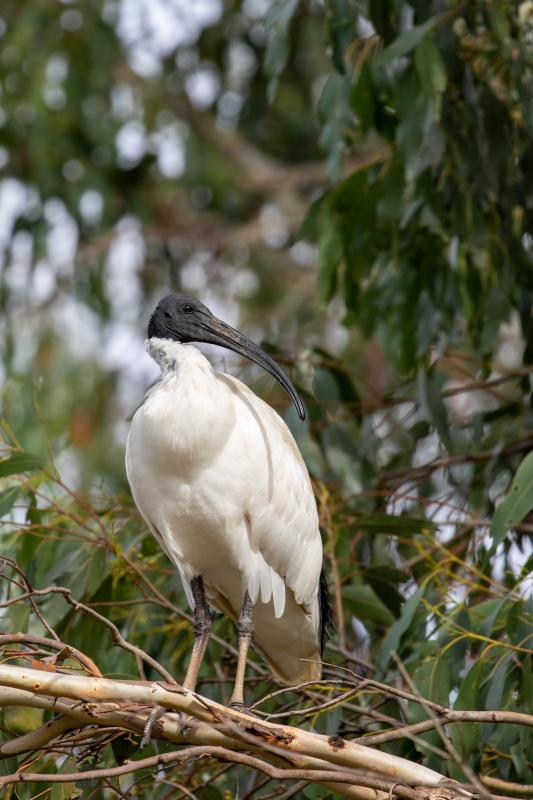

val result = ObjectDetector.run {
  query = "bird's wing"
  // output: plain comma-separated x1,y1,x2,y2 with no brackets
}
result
218,374,323,613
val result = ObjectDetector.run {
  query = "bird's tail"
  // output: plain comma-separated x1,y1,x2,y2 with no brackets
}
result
211,575,334,685
253,573,335,685
318,567,336,656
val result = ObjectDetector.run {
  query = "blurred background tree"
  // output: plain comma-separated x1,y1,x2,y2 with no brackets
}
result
0,0,532,797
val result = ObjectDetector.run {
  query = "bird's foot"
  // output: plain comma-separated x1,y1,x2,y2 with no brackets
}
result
229,701,257,718
140,706,167,749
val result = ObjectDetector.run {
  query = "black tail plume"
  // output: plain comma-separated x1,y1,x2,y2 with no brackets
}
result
318,568,335,655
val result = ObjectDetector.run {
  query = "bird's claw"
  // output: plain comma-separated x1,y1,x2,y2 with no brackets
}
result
140,706,167,749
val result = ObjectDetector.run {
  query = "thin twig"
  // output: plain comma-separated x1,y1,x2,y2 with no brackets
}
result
0,633,102,677
0,584,175,683
0,557,60,642
0,743,460,799
392,653,489,798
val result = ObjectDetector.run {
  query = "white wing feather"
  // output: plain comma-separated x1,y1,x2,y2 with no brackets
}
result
218,374,322,612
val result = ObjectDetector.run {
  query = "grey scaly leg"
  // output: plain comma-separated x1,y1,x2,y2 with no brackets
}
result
229,591,254,711
183,576,212,692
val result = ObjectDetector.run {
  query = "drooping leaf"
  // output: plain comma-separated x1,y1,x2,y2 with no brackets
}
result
377,21,433,65
312,348,360,409
342,582,395,626
351,59,375,133
318,72,354,177
377,585,426,670
316,210,343,302
451,658,484,761
485,654,513,712
326,0,354,73
0,486,20,517
414,36,447,102
417,366,456,455
364,565,407,617
263,0,299,98
0,452,47,478
491,451,533,547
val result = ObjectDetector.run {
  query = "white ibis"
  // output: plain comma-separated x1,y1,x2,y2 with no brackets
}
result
125,293,333,709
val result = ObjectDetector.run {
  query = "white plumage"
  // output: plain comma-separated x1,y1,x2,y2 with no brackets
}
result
126,337,324,683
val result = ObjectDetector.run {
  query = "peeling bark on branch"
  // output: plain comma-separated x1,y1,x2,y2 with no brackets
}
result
0,664,474,800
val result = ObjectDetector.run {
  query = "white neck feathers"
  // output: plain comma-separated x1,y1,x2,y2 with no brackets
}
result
140,337,234,463
146,338,212,376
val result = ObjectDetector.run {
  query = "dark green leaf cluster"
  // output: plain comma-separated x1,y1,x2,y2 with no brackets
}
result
304,1,533,371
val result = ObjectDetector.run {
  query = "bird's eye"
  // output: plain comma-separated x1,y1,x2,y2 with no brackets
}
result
182,304,195,314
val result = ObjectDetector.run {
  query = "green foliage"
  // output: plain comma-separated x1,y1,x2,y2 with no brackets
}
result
0,453,48,478
264,0,300,99
1,0,532,796
491,450,533,547
308,1,533,370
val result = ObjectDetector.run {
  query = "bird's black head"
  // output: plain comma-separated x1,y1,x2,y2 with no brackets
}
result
148,293,211,342
147,293,305,420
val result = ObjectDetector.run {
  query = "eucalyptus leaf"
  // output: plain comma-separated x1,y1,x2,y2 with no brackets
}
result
377,585,426,670
0,486,20,517
342,582,395,626
491,451,533,547
450,658,484,761
264,0,299,86
417,366,456,455
414,36,447,101
0,452,46,478
377,21,433,65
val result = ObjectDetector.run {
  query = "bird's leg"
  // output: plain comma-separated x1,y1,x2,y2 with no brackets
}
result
183,576,212,692
229,591,254,712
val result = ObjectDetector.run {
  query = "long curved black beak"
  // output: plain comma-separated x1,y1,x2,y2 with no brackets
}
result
195,317,305,420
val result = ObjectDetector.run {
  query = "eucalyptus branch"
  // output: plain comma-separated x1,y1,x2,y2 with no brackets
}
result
0,664,469,798
1,665,526,800
0,743,450,800
357,708,533,747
